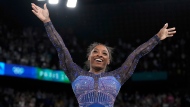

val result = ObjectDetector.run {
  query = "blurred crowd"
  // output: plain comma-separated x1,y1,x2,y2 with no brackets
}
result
0,17,189,75
0,87,189,107
0,5,189,106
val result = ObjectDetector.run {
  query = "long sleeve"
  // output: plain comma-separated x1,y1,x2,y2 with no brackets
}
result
44,21,84,82
111,35,160,85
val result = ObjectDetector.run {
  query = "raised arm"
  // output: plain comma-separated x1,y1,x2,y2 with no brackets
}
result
112,23,176,85
31,3,84,81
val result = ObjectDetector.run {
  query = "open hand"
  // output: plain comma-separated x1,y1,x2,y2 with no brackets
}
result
157,23,176,40
31,3,50,23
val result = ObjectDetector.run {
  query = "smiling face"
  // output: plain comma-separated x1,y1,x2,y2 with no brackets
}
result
88,45,110,73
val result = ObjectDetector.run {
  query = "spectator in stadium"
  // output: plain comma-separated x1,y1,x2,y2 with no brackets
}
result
31,3,176,107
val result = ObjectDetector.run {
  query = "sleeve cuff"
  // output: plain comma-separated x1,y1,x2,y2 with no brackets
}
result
154,35,161,42
44,21,52,27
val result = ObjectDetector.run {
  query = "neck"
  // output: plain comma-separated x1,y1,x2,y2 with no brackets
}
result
89,68,105,74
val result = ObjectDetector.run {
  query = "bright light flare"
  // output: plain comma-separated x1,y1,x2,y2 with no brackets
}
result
67,0,77,8
48,0,59,4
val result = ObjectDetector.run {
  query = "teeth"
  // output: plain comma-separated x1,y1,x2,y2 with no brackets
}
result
95,59,102,62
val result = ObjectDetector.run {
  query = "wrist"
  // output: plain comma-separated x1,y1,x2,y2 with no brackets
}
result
43,18,51,23
156,33,163,40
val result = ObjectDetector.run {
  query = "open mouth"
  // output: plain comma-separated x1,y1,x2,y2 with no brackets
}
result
95,58,103,62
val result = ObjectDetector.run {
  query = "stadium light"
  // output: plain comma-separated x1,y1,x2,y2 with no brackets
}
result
48,0,59,4
67,0,77,8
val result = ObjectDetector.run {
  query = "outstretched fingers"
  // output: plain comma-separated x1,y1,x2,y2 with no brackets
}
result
31,3,38,13
31,10,38,16
163,23,168,29
168,31,176,35
44,3,47,10
167,34,174,37
168,27,176,35
31,3,42,13
168,27,176,37
168,27,176,32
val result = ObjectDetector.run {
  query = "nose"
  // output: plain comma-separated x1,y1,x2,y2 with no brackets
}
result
96,52,103,57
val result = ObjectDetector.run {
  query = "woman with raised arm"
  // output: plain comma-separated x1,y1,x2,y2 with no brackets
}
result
31,3,176,107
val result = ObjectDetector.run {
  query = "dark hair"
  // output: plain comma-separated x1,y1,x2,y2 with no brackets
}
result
84,42,114,71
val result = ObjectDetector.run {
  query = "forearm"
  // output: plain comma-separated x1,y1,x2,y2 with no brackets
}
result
118,35,160,84
44,21,66,52
133,35,160,57
44,21,73,67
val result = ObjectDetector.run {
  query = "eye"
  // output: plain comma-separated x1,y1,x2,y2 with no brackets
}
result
103,52,108,56
93,50,98,53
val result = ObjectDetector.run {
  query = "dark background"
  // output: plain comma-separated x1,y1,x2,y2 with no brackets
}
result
0,0,189,98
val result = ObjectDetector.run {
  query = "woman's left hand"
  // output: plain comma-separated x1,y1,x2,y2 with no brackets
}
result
157,23,176,40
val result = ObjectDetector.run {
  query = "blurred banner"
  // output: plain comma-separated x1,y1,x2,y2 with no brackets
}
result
0,62,70,83
131,72,167,81
0,62,167,83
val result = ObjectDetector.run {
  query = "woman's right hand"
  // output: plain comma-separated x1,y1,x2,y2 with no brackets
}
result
31,3,50,23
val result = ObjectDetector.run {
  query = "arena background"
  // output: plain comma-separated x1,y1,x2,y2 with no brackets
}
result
0,0,189,106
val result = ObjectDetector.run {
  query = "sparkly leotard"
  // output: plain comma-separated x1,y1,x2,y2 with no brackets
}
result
44,21,160,107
